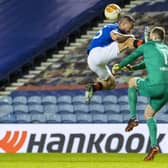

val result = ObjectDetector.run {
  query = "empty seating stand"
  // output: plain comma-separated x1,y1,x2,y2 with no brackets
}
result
0,88,167,123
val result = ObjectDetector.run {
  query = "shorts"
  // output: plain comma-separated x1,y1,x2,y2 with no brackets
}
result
87,42,119,80
136,78,168,112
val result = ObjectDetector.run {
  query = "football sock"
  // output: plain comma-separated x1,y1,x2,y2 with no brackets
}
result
147,118,157,147
93,82,103,92
128,87,137,119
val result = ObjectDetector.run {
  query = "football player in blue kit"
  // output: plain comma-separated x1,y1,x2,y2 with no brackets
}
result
85,15,143,102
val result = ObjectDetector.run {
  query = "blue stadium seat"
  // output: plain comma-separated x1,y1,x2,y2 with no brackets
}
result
123,113,146,123
29,105,44,114
58,104,74,113
138,96,148,104
77,114,92,123
90,95,102,104
16,114,31,123
123,113,131,123
45,114,61,123
92,114,108,123
159,105,168,113
61,114,77,123
104,104,120,113
42,96,57,105
137,113,146,123
0,114,16,123
44,104,58,113
89,104,104,113
137,104,146,113
74,104,89,113
57,95,72,104
118,96,128,105
13,105,29,114
31,114,46,123
72,95,85,105
120,104,129,113
102,95,118,104
0,104,13,114
108,114,123,123
12,96,27,105
156,113,168,123
0,96,12,105
27,96,42,105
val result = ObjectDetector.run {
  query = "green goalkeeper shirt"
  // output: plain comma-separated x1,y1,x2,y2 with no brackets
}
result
119,40,168,85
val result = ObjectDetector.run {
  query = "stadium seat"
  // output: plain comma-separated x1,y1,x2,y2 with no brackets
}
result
92,114,108,123
13,104,29,114
89,104,104,113
16,114,31,123
104,104,120,113
44,104,58,113
12,96,27,105
0,105,13,114
156,113,168,123
31,114,46,123
29,105,44,114
0,96,12,105
61,114,77,123
45,113,62,123
102,95,118,104
27,96,42,105
159,105,168,113
58,104,74,113
77,114,92,123
72,95,86,105
118,96,128,105
108,114,123,123
137,96,148,104
137,104,146,113
89,95,102,104
57,95,72,104
120,104,129,113
42,96,57,105
0,114,16,123
74,104,89,113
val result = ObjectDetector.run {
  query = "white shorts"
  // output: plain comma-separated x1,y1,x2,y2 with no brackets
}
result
87,41,119,80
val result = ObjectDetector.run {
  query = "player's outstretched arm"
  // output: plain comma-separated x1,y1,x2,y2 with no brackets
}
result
119,45,144,68
110,31,135,42
132,61,146,70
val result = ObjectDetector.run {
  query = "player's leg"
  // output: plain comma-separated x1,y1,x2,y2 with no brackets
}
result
142,88,168,160
143,104,159,161
86,42,119,102
125,77,139,131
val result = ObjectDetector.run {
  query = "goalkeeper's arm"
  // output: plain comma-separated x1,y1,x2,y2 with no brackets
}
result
132,61,145,70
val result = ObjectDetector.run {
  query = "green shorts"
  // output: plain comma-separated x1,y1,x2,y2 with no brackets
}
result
136,78,168,112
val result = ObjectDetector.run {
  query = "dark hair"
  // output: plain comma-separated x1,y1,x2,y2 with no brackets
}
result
150,27,165,41
119,15,135,25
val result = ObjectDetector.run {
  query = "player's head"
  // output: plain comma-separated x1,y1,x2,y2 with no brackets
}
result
149,27,165,41
118,15,135,34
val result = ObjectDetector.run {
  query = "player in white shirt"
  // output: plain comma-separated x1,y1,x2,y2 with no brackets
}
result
86,15,143,102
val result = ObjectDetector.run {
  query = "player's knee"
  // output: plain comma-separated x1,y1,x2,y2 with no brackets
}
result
144,105,155,120
100,76,116,90
128,78,137,87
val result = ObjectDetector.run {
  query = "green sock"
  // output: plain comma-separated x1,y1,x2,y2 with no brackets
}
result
147,118,157,147
128,87,137,119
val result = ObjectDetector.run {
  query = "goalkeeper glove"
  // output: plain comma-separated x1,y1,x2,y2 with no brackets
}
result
112,64,121,74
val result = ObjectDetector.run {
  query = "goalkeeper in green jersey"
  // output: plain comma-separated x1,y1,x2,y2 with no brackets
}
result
112,27,168,161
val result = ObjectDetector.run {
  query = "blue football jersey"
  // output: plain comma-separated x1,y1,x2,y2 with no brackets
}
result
87,23,121,54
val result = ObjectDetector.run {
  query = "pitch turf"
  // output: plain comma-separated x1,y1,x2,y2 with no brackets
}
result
0,153,167,168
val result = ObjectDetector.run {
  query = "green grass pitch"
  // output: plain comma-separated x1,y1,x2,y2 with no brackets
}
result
0,153,167,168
